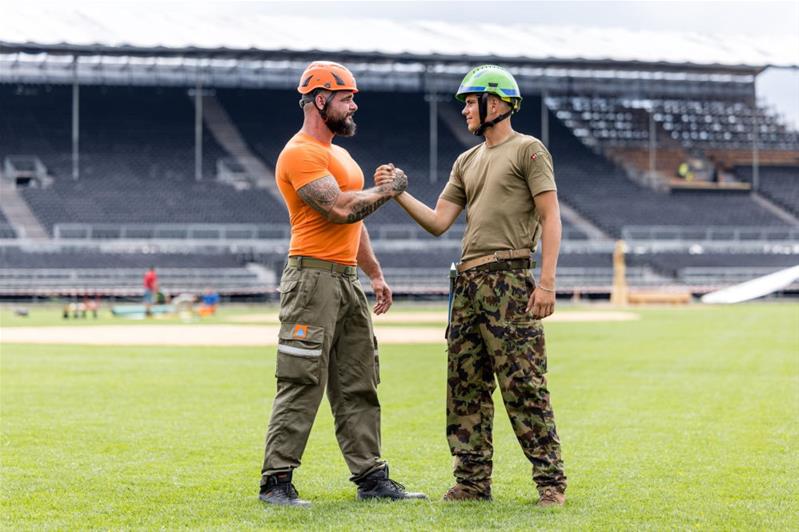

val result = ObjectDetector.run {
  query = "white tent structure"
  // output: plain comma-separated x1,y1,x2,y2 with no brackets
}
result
701,265,799,303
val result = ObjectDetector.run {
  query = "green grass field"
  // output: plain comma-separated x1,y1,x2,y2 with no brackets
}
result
1,303,798,530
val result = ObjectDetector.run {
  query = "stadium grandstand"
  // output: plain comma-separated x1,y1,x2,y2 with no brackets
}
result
1,6,797,300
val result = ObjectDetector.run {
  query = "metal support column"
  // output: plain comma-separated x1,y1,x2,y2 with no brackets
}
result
648,108,656,178
194,78,203,181
428,92,438,184
541,92,549,146
751,80,759,192
71,58,80,180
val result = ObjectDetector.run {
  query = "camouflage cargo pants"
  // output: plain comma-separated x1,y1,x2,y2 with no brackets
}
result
447,267,566,494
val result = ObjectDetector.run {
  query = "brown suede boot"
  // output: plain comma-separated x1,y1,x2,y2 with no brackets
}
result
536,486,565,507
442,484,492,501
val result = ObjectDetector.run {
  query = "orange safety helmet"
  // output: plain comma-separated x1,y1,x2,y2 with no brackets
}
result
297,61,358,94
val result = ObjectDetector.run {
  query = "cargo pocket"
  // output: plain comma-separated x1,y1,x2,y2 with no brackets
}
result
372,335,381,385
277,279,299,322
275,323,325,385
278,271,321,322
507,320,547,376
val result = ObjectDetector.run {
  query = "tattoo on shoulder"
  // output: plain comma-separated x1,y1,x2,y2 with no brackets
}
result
298,175,340,215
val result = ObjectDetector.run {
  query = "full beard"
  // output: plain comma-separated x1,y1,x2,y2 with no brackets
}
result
325,114,357,137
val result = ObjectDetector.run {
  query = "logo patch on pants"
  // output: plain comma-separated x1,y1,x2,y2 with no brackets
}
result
292,324,309,339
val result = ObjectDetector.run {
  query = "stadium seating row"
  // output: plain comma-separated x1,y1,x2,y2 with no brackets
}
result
1,84,795,252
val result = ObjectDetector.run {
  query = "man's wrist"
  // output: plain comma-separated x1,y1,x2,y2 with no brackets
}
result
538,275,556,292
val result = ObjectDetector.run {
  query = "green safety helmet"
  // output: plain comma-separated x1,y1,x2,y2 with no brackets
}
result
455,65,522,136
455,65,522,111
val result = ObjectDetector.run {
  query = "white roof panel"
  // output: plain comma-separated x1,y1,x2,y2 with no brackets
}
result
1,5,796,69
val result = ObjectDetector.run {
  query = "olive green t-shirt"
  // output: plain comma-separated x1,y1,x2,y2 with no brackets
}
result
440,131,556,262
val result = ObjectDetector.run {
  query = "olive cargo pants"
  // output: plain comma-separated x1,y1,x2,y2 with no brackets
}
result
261,262,384,485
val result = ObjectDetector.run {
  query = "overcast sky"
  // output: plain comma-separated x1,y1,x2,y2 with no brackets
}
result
59,0,799,37
250,1,799,37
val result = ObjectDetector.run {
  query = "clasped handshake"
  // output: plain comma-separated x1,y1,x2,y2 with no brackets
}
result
373,163,408,196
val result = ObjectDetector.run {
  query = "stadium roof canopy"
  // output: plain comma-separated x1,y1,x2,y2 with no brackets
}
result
1,5,795,97
3,4,797,71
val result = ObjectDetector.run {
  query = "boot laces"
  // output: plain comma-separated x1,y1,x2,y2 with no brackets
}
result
381,478,407,494
270,479,300,499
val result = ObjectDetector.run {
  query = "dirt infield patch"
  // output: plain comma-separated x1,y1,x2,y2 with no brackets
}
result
0,311,638,346
229,310,639,325
0,324,444,346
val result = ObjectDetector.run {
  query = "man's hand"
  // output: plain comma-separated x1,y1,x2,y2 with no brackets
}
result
373,163,407,195
371,276,393,315
526,286,555,319
374,164,395,187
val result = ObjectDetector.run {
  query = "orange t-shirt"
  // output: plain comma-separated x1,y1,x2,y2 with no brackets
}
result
276,132,364,265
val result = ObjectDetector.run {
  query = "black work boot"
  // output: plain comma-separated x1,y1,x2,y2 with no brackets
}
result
259,471,311,507
355,465,428,501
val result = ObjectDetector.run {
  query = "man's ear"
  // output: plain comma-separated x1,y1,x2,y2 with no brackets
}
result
314,91,336,111
488,94,501,113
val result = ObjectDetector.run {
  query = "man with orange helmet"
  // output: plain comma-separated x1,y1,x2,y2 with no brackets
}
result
258,61,426,507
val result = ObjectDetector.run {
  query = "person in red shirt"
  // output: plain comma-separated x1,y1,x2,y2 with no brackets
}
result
143,266,158,317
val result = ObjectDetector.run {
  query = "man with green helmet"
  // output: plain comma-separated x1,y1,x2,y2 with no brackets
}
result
376,64,567,505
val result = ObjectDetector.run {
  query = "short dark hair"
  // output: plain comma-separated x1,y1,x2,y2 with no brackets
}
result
298,87,329,109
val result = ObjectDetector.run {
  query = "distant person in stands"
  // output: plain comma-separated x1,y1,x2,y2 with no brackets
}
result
376,65,567,506
143,266,158,317
677,161,694,181
707,155,720,183
257,60,426,507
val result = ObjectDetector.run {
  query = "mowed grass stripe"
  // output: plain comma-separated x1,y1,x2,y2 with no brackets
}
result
1,303,797,530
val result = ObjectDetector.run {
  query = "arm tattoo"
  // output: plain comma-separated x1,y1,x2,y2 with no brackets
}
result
298,175,340,215
392,169,408,193
346,195,391,223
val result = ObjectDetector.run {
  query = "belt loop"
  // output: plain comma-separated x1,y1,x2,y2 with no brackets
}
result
296,256,303,269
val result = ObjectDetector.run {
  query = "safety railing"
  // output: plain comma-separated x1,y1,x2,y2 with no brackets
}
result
621,226,799,242
0,267,267,292
54,223,291,240
52,222,589,242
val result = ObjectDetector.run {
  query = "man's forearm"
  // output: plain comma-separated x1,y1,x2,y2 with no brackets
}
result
538,215,561,289
335,186,394,224
356,225,383,280
298,173,406,224
395,192,450,236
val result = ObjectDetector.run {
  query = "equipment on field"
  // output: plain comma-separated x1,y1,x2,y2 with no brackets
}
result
111,304,173,318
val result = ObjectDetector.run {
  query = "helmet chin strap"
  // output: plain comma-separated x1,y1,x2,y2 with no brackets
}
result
315,91,337,120
474,92,514,136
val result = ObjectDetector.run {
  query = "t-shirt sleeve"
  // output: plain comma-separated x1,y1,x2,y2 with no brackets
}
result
521,141,557,197
281,143,331,191
440,156,467,207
